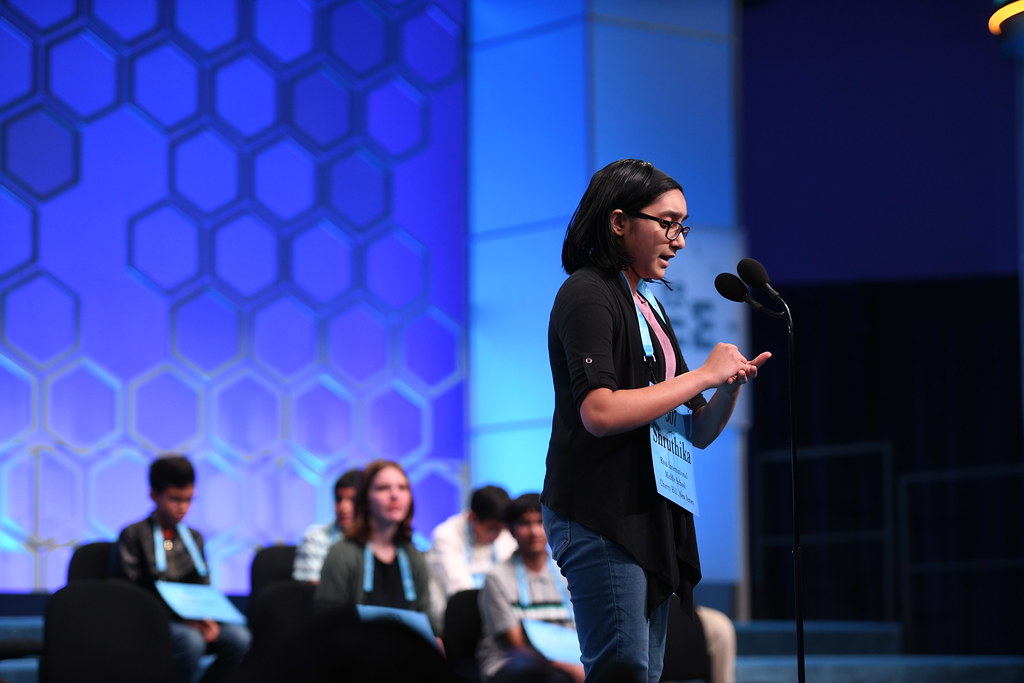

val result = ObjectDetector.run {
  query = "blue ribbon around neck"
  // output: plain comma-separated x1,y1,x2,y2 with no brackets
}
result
363,543,417,603
153,521,208,578
514,554,573,621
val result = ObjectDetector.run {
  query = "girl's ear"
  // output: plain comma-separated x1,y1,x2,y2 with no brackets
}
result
610,209,628,237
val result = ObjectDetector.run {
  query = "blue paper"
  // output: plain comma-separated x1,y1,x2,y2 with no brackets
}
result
155,581,246,624
356,604,437,648
522,619,581,664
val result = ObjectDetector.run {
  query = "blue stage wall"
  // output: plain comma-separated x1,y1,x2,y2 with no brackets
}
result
0,0,467,593
1,0,753,608
467,0,749,609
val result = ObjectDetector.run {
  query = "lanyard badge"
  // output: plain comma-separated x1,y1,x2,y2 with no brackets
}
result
153,522,208,577
621,273,700,515
363,544,417,603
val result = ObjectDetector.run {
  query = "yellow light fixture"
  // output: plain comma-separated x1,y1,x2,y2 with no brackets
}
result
990,0,1024,35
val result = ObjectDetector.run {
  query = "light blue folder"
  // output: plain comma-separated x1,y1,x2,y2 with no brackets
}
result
155,581,246,624
524,622,581,663
522,619,582,665
356,604,437,648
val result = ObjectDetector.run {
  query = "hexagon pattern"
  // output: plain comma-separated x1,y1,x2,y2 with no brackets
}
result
291,376,354,459
0,0,466,593
46,360,119,452
329,150,390,227
132,367,201,450
132,42,200,129
5,0,76,32
330,1,388,76
402,6,462,86
0,356,33,444
172,287,243,374
92,0,160,42
214,215,278,297
0,18,33,108
291,67,352,148
214,55,277,138
47,29,118,119
252,296,317,379
253,138,315,220
173,129,239,212
2,106,78,198
4,273,78,365
291,220,353,303
175,0,237,53
254,0,314,64
0,188,35,277
129,203,200,291
366,77,427,157
366,228,426,309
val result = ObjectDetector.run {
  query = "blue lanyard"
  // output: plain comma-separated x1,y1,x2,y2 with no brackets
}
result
153,521,207,577
467,520,499,588
514,555,573,621
620,272,666,361
327,522,341,544
363,543,417,602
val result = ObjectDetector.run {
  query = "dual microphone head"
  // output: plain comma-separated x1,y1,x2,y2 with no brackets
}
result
715,258,787,319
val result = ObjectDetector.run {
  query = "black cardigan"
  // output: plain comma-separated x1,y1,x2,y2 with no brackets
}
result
541,266,707,613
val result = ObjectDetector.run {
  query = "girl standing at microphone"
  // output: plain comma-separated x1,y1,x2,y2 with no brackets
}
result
542,159,770,683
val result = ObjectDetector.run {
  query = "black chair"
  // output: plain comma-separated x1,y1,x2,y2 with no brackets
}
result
442,589,483,683
22,540,119,676
660,594,711,682
41,579,178,683
66,540,115,581
241,584,450,682
238,602,450,683
250,544,297,597
246,580,317,653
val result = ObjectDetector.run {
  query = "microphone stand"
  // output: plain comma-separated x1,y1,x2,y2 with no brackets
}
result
717,265,805,681
778,298,806,683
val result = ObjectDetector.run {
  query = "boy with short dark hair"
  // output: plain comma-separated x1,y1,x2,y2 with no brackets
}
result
111,454,250,683
293,468,365,583
428,484,518,599
477,493,584,683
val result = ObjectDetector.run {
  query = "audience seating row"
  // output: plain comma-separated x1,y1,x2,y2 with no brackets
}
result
15,541,710,682
247,543,710,682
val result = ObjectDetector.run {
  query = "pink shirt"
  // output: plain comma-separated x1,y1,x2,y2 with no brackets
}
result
637,294,676,381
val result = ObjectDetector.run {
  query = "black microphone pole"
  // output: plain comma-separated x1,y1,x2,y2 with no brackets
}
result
779,292,805,683
721,260,806,683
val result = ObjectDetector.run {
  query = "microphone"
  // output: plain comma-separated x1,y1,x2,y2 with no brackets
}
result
714,272,749,303
715,272,785,318
737,257,782,301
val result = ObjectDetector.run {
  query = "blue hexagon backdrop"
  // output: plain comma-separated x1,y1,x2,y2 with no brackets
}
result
0,0,466,593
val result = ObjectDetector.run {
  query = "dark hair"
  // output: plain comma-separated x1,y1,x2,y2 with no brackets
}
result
345,460,414,545
504,493,542,527
333,469,364,500
149,454,195,492
561,159,684,275
469,485,510,522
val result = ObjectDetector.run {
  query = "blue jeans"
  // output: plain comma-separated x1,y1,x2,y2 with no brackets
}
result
543,505,670,683
169,621,251,683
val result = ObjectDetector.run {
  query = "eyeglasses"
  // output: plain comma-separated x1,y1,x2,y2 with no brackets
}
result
626,211,690,241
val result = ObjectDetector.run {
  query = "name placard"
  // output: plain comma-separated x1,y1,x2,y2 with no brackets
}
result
650,408,698,515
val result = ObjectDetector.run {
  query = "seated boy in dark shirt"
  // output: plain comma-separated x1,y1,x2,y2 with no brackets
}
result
110,454,250,683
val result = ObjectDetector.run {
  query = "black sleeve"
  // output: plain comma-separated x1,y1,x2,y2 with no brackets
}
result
112,523,148,584
552,277,622,409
